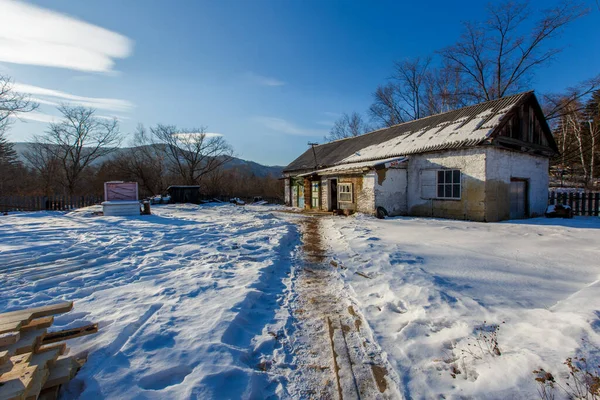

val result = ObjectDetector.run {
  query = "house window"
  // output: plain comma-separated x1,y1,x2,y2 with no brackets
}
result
338,183,353,203
311,182,320,208
436,170,461,199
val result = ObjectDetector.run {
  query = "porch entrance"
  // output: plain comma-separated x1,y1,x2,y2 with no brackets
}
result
509,179,528,219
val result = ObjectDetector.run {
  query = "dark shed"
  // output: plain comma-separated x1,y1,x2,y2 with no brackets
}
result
167,186,201,204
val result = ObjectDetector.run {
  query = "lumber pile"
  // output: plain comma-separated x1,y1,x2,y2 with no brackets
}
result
0,302,98,400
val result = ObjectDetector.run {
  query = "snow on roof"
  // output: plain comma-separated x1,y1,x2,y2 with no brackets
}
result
298,156,407,177
284,92,532,173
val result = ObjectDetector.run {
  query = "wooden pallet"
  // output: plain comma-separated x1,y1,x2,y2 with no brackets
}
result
0,302,98,400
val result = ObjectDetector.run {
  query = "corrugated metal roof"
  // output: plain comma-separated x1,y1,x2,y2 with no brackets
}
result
284,91,533,173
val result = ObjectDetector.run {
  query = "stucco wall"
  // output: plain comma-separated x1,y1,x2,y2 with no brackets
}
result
358,172,375,214
374,168,408,216
320,178,329,211
407,148,488,221
284,178,291,206
485,148,549,221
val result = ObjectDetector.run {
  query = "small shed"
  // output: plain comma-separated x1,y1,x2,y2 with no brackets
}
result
167,186,202,204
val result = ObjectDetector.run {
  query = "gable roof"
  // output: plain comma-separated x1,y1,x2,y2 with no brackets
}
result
284,91,552,173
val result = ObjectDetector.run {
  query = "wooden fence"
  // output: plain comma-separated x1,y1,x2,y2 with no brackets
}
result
0,195,103,212
548,191,600,216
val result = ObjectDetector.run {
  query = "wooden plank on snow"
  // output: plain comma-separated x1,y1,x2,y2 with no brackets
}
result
0,302,73,325
0,363,38,400
0,331,20,347
0,321,22,335
41,357,78,390
0,350,9,366
42,323,98,345
20,317,54,332
24,348,63,400
2,329,46,356
36,343,67,356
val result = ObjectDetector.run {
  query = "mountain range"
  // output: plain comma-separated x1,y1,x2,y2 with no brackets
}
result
12,142,284,178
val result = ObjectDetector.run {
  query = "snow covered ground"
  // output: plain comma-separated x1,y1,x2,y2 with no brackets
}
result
323,215,600,399
0,204,300,399
2,204,599,399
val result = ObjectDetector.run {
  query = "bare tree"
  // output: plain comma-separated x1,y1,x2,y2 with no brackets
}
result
31,105,122,195
325,112,372,142
369,57,466,128
22,141,62,196
115,124,168,196
369,83,406,128
151,125,234,187
0,75,38,193
440,1,588,102
0,75,38,134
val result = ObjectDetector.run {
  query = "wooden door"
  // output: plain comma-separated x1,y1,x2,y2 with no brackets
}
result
510,179,528,219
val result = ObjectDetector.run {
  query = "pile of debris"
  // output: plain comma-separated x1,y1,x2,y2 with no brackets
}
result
0,302,98,400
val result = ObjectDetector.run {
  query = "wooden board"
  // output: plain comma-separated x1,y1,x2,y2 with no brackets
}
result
24,348,62,400
41,357,78,390
37,343,67,356
42,324,98,345
0,331,20,347
0,364,38,400
0,302,73,326
2,328,46,356
0,321,22,335
0,349,9,366
21,317,54,332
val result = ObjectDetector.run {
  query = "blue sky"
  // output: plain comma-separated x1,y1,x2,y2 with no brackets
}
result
1,0,599,166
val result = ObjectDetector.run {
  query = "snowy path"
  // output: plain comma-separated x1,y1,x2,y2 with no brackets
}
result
276,214,401,399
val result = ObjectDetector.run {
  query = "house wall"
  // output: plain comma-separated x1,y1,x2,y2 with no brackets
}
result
320,178,329,211
336,175,374,214
284,178,291,206
484,147,549,221
373,168,408,216
407,148,488,221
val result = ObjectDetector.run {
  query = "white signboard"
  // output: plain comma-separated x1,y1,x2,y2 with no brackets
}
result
104,181,139,201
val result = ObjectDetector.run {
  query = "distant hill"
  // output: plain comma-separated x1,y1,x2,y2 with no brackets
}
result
13,142,283,178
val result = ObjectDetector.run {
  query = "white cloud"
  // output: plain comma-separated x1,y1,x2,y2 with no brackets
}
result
254,116,326,137
245,72,285,87
0,0,133,72
11,111,58,124
12,83,134,113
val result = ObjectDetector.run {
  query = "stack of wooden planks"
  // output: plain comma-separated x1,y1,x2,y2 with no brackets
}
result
0,302,98,400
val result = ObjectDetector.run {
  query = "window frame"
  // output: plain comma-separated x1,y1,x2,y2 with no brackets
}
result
435,169,461,200
338,183,353,203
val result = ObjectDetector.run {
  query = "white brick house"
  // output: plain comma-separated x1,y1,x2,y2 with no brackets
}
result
283,92,557,222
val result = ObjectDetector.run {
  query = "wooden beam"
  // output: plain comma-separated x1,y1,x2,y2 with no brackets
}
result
0,331,20,347
0,321,22,335
0,302,73,326
0,364,38,400
41,357,78,390
0,350,9,366
3,329,46,356
42,323,98,345
21,317,54,332
24,348,63,400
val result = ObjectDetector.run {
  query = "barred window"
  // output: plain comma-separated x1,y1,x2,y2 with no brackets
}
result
437,170,461,199
338,183,353,203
